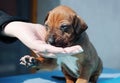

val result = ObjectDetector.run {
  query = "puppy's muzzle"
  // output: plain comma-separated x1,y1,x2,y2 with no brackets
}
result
47,35,56,45
47,36,65,47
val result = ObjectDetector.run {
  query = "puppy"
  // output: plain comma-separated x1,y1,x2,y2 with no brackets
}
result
20,5,103,83
44,5,103,83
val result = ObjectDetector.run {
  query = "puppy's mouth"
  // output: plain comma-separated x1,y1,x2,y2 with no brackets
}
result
53,42,68,48
47,38,70,48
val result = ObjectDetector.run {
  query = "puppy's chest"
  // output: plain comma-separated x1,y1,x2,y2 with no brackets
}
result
57,55,79,77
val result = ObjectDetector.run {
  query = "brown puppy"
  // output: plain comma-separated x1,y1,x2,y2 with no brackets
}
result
44,5,103,83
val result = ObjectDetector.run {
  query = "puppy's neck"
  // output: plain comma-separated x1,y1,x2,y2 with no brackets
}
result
73,32,88,45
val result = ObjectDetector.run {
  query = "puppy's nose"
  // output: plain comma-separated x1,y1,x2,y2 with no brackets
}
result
48,37,55,45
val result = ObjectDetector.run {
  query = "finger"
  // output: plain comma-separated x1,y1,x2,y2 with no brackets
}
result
33,44,65,54
37,52,57,58
64,45,84,54
65,45,82,53
71,46,84,54
40,44,65,53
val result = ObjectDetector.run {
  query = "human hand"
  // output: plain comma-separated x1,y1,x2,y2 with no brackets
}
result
4,22,63,52
4,22,83,58
37,45,84,58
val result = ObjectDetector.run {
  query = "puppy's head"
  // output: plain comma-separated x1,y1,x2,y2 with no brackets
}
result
44,5,88,47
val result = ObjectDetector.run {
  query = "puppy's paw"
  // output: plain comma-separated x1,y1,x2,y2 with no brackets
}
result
20,55,38,68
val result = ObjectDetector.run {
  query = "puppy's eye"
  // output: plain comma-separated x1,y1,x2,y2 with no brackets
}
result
60,25,69,32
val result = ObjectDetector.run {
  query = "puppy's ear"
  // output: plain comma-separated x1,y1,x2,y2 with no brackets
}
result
44,12,50,23
73,15,88,34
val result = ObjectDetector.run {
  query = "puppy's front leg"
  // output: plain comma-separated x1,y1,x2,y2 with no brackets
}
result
75,65,92,83
61,67,76,83
20,55,38,67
